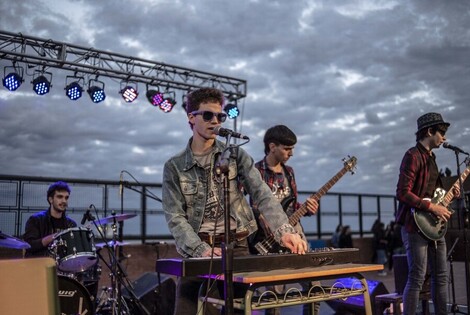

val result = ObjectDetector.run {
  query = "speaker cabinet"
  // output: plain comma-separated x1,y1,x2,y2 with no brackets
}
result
393,254,408,295
0,257,60,315
326,278,388,315
122,272,175,315
393,254,430,295
445,229,470,262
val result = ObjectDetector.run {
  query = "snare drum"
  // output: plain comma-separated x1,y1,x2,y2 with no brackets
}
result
51,227,97,272
58,275,94,315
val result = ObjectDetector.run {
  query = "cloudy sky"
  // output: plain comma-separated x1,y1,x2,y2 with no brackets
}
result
1,0,469,197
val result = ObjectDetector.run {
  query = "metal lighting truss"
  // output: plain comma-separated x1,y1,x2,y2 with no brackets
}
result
0,30,247,100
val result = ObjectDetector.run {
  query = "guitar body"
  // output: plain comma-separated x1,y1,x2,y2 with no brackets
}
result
413,158,470,241
412,188,454,241
249,196,294,254
412,209,449,241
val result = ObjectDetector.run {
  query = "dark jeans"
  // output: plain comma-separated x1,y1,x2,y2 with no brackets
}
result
401,227,448,315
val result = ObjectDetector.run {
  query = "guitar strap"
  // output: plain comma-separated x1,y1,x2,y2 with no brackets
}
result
281,164,297,212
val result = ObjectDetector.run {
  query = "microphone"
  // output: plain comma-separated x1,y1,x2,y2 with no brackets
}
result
119,172,124,196
213,126,249,140
81,205,95,225
81,209,91,225
88,204,96,221
443,142,469,155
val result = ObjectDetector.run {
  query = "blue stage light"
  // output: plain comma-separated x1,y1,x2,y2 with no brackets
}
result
87,86,106,103
87,79,106,103
65,81,83,101
224,103,240,119
2,72,23,91
32,75,51,95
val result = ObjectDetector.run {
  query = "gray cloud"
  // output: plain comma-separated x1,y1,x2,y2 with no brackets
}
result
1,0,469,196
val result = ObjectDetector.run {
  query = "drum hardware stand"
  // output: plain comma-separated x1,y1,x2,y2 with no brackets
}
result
114,171,164,314
91,214,150,315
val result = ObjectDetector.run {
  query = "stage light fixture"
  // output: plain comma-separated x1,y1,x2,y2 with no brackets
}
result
120,82,139,103
32,72,52,96
158,91,176,113
146,89,164,106
87,79,106,103
224,103,240,119
64,76,84,101
159,97,176,113
2,66,24,91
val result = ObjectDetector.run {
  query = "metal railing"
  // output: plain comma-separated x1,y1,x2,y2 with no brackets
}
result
0,174,398,241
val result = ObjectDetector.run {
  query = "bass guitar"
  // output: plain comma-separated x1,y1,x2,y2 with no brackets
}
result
254,156,357,255
413,157,470,241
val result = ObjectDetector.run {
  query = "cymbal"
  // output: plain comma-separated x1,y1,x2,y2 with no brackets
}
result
95,240,129,248
0,232,31,249
92,213,137,225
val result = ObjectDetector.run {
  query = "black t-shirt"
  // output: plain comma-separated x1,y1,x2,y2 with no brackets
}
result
424,155,439,199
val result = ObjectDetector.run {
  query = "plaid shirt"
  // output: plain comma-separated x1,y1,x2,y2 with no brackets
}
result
396,142,442,233
253,157,301,214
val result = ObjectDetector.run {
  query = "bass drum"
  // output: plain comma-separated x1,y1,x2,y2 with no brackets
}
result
75,262,102,301
58,275,94,315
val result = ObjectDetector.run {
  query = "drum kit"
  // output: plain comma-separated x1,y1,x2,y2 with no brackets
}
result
0,212,138,315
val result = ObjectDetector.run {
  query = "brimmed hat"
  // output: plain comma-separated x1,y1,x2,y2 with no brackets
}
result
417,112,450,132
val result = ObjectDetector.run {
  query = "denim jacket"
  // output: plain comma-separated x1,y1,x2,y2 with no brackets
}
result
162,138,296,258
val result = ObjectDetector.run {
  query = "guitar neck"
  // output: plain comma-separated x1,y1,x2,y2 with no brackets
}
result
288,166,349,226
442,166,470,207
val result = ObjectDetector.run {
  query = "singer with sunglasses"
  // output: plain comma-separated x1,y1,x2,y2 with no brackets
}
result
162,87,306,314
396,112,460,315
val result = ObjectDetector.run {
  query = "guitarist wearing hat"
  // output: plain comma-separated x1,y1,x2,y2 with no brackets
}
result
396,112,460,315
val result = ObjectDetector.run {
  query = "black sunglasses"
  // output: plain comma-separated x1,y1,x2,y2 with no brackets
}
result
436,128,446,136
191,110,227,122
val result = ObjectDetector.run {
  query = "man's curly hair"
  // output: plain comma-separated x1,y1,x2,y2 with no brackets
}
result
185,88,225,113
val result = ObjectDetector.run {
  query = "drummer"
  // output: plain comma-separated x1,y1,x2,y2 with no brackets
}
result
23,181,77,257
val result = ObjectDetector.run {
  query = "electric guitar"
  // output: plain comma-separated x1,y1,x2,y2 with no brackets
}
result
413,157,470,241
254,156,357,255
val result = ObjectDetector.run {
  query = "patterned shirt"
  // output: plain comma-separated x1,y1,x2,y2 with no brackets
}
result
252,157,308,243
254,157,300,215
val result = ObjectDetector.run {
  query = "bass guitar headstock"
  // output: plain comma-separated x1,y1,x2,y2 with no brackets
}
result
342,156,357,175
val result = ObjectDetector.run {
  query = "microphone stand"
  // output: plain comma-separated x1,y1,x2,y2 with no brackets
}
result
452,153,470,310
115,174,162,315
90,214,150,315
121,180,162,246
447,237,465,314
118,176,124,315
215,137,235,315
122,183,163,202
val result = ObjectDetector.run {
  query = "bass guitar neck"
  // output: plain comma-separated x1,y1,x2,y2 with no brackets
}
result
254,156,357,255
